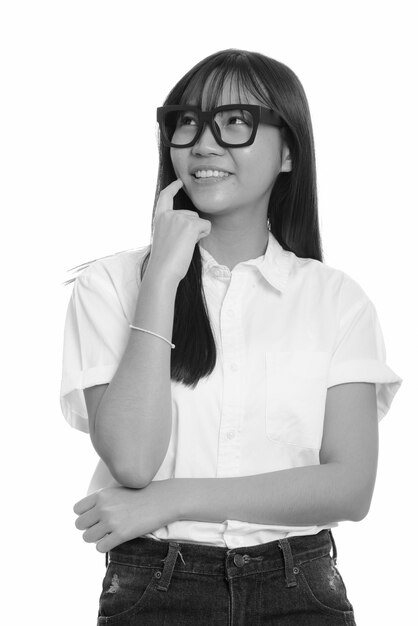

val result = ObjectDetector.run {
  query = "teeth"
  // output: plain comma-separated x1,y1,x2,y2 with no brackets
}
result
194,170,230,178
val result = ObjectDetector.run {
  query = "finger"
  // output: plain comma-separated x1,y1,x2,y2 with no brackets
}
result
75,507,100,531
73,493,97,515
197,220,212,240
174,209,199,218
155,179,184,216
96,531,123,554
82,521,110,544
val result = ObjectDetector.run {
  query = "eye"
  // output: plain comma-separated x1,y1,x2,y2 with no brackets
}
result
178,112,198,126
227,116,247,125
217,109,253,127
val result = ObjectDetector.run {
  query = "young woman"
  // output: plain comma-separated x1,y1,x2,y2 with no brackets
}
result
61,48,402,625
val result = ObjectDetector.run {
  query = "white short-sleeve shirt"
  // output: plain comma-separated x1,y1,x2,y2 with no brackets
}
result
60,232,403,548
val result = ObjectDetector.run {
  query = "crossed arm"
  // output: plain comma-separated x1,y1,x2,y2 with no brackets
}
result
171,382,379,526
74,382,378,551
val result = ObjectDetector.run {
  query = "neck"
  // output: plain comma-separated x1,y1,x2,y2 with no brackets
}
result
199,222,270,271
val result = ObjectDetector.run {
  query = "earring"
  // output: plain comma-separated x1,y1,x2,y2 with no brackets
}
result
267,217,271,231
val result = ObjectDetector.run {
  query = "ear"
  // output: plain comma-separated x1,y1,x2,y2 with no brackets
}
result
280,144,292,173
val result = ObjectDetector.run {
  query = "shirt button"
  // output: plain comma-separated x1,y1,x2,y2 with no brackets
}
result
226,430,236,440
213,268,223,277
230,363,238,372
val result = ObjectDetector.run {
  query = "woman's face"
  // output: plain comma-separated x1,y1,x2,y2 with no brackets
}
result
170,78,291,221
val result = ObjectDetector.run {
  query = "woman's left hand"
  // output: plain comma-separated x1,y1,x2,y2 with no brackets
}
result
73,479,179,553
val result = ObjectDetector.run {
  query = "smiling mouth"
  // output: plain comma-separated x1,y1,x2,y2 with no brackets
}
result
192,171,233,182
192,175,232,183
191,168,232,178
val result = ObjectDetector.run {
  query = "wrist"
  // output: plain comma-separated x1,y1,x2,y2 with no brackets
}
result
144,263,181,292
165,478,194,522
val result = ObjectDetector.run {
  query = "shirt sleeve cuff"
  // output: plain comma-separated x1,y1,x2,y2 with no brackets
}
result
60,364,119,433
327,358,403,422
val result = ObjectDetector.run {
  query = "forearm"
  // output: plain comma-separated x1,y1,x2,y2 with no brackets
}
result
92,267,179,488
175,462,367,527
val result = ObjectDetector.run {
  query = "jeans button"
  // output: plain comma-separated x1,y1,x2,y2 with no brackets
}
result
234,554,245,567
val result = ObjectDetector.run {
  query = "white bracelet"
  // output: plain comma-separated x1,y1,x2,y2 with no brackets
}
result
129,324,175,349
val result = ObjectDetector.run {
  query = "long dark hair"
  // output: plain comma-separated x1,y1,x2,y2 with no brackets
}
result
64,48,323,389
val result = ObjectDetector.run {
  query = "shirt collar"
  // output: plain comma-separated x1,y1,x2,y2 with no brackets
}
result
198,231,291,293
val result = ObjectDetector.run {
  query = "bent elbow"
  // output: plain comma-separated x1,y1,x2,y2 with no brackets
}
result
354,489,374,521
345,489,373,522
110,464,153,489
348,504,370,522
339,463,376,522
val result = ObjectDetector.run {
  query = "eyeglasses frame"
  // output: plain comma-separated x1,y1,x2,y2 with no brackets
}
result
156,104,284,148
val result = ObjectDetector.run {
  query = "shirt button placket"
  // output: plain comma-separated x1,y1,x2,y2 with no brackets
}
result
217,273,245,478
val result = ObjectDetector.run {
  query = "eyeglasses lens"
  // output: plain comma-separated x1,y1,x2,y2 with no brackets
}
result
162,108,254,146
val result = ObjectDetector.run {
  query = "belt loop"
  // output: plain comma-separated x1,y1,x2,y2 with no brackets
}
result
278,539,297,588
105,551,109,568
329,530,338,565
156,542,183,592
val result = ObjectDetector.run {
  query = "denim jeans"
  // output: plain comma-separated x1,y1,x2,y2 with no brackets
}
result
97,529,356,625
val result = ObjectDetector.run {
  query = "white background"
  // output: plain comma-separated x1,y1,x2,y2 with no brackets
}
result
1,1,415,624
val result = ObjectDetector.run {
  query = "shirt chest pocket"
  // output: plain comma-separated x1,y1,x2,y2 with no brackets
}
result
265,351,330,449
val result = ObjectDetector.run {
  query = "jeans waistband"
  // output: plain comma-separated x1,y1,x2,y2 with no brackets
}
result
105,529,337,590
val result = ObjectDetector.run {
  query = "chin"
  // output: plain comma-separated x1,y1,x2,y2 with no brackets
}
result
190,197,230,211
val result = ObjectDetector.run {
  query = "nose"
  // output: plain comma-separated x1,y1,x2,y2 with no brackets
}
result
191,121,225,156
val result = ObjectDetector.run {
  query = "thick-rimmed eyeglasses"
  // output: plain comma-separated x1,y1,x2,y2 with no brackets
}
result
156,104,284,148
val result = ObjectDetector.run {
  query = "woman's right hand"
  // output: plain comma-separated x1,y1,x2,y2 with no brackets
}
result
147,179,212,283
